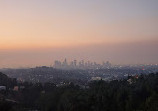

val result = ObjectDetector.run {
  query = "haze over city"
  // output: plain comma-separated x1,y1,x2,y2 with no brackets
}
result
1,1,158,111
0,0,158,68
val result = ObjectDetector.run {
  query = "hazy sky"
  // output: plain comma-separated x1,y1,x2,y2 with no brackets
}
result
0,0,158,68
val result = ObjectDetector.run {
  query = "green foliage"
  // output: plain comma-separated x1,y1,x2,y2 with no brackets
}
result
36,73,158,111
0,72,158,111
0,72,17,88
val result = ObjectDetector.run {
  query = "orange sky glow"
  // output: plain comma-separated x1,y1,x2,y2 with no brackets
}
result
0,0,158,68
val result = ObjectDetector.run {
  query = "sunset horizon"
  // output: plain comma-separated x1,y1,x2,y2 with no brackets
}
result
0,0,158,68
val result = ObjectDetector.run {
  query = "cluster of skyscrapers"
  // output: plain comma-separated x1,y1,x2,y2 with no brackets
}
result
53,58,111,70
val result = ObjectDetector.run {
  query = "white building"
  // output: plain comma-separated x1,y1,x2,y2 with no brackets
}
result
0,86,6,91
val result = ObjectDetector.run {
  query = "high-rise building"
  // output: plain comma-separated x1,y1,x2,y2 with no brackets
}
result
54,60,62,69
74,60,77,67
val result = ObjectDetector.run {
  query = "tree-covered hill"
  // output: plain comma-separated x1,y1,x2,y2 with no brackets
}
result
0,72,158,111
0,72,17,88
36,73,158,111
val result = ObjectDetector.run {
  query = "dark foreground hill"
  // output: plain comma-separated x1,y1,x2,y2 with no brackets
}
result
0,72,158,111
0,72,17,88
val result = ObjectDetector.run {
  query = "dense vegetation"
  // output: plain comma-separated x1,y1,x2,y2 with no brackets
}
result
0,72,16,87
0,72,158,111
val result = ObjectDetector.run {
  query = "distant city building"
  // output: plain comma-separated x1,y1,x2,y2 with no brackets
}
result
53,59,112,70
54,60,62,69
91,77,102,81
0,86,6,91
